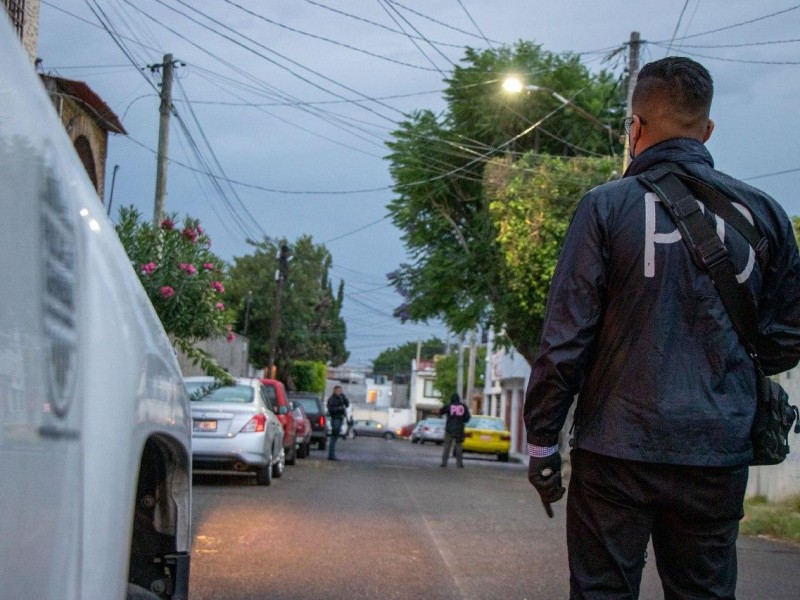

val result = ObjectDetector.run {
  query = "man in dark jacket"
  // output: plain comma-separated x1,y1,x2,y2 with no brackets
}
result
439,393,471,468
326,386,349,461
525,57,800,599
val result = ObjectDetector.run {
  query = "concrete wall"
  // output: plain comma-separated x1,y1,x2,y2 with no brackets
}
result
175,335,252,378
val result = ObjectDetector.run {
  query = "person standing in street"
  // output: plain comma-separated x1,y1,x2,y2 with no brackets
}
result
439,393,471,468
326,385,349,461
525,56,800,599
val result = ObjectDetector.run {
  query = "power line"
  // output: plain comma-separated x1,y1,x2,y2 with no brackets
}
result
457,0,494,50
656,4,800,43
665,0,690,56
649,42,800,65
385,0,504,46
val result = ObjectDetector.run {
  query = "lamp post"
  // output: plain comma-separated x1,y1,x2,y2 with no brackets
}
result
502,77,616,148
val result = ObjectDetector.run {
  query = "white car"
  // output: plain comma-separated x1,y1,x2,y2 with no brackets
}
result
185,376,285,485
0,19,191,600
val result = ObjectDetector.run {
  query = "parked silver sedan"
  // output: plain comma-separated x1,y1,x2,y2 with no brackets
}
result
185,376,285,485
411,417,446,445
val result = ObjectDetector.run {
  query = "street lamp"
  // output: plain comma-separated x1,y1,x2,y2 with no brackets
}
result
502,76,616,146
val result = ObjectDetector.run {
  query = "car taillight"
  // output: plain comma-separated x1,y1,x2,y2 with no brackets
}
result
318,415,326,427
241,414,266,433
464,432,473,438
277,413,288,426
501,434,510,441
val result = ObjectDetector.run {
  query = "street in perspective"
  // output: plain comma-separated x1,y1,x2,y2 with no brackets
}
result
189,437,800,600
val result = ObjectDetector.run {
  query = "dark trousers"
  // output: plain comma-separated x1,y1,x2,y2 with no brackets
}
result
328,418,343,459
567,449,748,600
441,433,463,467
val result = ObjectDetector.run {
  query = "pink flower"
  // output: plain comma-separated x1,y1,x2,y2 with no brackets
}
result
197,225,204,236
203,262,215,271
179,263,197,275
160,218,174,231
211,281,225,293
182,227,198,243
215,302,225,311
226,326,235,342
159,286,175,299
141,262,157,275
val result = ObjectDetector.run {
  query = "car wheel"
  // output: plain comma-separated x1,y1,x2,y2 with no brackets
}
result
318,438,327,451
272,449,285,478
498,452,509,462
411,437,418,444
435,441,443,446
383,432,393,440
286,444,297,466
297,441,307,459
419,439,424,445
255,463,272,486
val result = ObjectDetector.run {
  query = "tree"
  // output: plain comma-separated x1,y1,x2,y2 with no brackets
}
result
115,206,233,380
433,346,486,399
226,235,348,387
485,154,619,364
386,41,624,364
371,337,446,378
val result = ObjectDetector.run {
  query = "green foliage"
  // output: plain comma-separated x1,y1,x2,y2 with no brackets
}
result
385,41,625,365
372,337,446,377
792,216,800,247
226,235,348,384
741,495,800,544
290,360,327,393
485,154,619,360
115,206,233,378
433,346,487,398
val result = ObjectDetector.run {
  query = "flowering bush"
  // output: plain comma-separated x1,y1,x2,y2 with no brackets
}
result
115,206,233,380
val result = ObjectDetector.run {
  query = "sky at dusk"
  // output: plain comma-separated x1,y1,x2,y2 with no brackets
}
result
30,1,800,365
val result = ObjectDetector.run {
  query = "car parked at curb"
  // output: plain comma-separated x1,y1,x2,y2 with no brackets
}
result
352,419,396,440
290,399,312,459
186,376,285,484
261,378,300,466
463,415,511,462
411,418,446,444
288,391,327,451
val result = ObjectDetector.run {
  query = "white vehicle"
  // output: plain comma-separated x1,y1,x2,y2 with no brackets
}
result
0,17,191,600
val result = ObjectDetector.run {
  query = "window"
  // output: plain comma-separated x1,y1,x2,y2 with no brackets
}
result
423,380,441,398
3,0,25,39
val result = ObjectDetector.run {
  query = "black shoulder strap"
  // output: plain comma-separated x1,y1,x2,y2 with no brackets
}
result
638,166,761,358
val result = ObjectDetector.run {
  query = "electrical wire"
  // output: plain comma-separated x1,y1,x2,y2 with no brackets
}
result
457,0,494,50
385,0,504,45
656,4,800,43
665,0,690,56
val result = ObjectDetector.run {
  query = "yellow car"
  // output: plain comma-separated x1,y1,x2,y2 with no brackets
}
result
462,415,511,462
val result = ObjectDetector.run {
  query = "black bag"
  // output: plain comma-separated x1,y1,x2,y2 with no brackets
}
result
639,165,800,465
752,374,800,465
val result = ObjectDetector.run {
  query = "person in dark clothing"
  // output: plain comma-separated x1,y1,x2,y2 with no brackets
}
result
326,385,349,461
525,57,800,599
439,393,471,468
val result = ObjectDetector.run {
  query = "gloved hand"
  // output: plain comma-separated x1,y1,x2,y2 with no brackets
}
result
528,453,566,505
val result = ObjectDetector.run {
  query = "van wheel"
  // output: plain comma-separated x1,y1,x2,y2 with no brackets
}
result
255,463,272,486
126,583,162,600
297,441,308,459
286,444,297,466
498,452,509,462
272,450,285,478
318,438,327,451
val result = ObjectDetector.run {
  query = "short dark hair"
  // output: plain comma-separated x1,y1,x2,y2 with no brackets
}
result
633,57,713,122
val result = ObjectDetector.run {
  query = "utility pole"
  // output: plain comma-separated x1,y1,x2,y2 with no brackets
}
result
465,330,477,409
266,244,291,378
622,32,641,172
243,290,253,336
153,53,176,225
456,333,465,400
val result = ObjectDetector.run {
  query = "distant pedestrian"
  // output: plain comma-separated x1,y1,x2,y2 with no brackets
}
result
439,393,471,468
326,385,349,461
525,56,800,598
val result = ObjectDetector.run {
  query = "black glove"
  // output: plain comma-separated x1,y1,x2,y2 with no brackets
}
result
528,453,566,505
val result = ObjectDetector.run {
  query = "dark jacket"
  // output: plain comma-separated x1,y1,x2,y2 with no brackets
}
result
440,394,472,438
525,138,800,467
326,393,349,420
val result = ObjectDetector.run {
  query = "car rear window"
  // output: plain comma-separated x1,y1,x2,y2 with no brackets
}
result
186,383,254,403
295,397,321,414
467,417,506,431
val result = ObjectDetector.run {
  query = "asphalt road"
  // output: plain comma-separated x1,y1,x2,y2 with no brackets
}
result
189,436,800,600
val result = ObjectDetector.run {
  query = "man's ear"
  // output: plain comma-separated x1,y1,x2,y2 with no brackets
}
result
702,118,714,143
